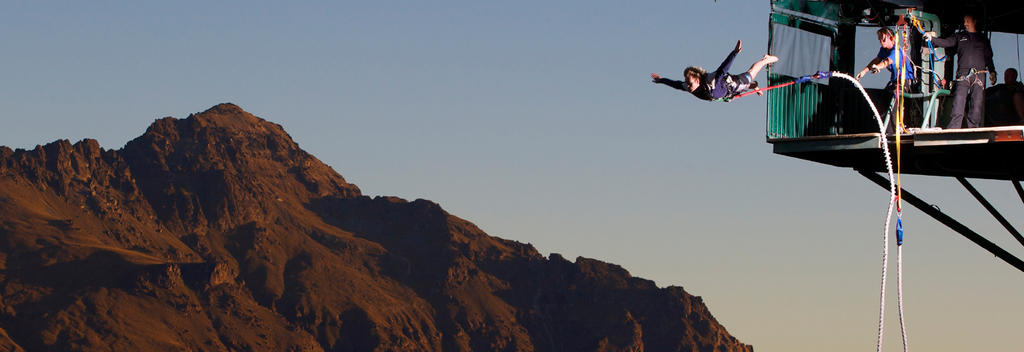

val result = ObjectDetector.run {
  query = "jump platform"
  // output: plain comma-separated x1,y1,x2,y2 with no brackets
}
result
771,126,1024,181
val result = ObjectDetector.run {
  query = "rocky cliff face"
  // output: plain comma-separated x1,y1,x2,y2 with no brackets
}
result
0,103,752,352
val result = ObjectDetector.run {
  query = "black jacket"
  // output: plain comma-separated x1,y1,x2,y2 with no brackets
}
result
930,31,995,76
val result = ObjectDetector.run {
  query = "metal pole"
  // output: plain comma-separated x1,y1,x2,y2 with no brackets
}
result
956,177,1024,248
859,170,1024,273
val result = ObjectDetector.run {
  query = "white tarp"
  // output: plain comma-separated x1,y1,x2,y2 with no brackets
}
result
770,23,831,84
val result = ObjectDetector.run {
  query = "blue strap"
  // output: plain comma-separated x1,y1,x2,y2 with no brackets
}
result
926,40,946,62
908,17,947,88
917,27,946,88
896,212,904,246
794,71,832,84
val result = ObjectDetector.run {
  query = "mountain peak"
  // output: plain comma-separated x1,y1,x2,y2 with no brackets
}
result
188,102,270,132
204,102,245,115
138,102,284,141
122,104,360,231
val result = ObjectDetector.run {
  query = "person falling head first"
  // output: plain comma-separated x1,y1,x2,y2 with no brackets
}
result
651,40,779,101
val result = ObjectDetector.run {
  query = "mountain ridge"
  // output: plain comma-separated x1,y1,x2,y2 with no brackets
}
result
0,103,752,352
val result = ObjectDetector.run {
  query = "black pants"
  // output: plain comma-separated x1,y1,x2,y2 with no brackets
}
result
947,75,986,128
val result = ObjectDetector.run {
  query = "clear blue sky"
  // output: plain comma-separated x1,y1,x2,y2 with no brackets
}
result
3,1,1023,351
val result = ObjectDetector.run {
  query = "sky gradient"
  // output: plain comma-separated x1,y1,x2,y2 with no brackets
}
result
3,1,1023,351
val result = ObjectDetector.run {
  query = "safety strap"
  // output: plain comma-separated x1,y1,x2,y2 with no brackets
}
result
955,68,988,82
721,70,832,101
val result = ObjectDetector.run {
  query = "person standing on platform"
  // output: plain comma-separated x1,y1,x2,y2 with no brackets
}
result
856,27,916,133
985,68,1024,126
925,13,996,129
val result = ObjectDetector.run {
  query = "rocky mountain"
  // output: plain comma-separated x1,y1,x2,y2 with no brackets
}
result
0,103,752,352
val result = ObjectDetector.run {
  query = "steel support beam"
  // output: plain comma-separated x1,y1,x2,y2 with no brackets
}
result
859,170,1024,273
956,177,1024,248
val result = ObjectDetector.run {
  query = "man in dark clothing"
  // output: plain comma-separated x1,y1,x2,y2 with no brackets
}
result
925,14,996,129
651,40,779,101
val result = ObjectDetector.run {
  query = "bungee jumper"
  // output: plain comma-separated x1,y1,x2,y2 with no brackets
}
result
651,39,778,102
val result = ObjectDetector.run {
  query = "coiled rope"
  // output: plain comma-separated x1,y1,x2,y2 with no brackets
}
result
829,72,905,352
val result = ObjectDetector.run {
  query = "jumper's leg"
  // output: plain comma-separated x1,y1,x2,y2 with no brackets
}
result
746,54,779,78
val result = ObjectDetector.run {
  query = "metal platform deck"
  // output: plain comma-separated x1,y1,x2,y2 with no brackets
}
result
770,126,1024,180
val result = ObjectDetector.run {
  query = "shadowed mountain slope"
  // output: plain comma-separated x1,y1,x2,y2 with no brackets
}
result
0,103,752,352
